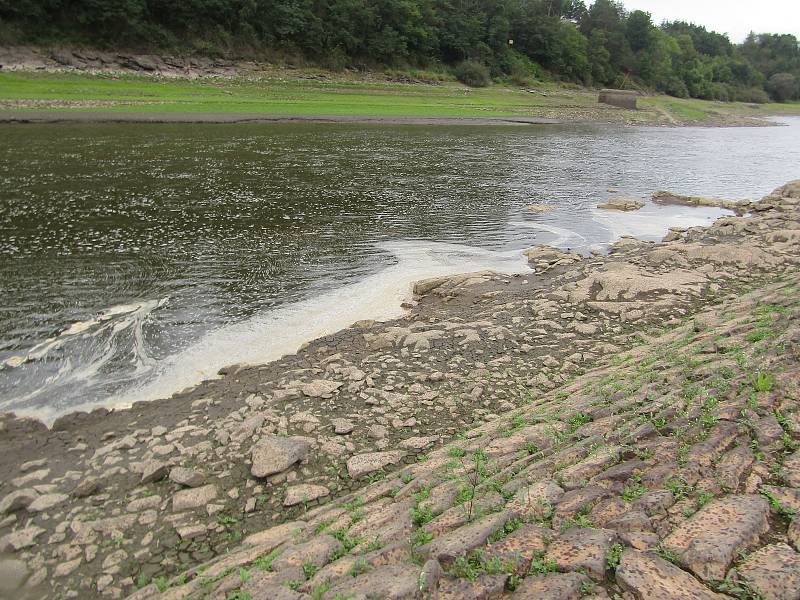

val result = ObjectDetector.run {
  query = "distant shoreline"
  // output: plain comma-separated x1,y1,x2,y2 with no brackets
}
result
3,64,798,128
0,111,564,126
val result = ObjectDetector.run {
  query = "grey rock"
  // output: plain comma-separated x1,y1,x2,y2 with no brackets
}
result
346,451,406,478
169,467,206,488
140,460,170,484
423,511,512,564
54,557,82,577
27,493,69,513
176,523,207,539
511,572,589,599
172,484,218,511
737,543,800,600
326,564,422,599
0,558,28,594
19,458,47,473
301,379,343,398
0,526,45,552
126,495,161,512
72,478,100,498
284,484,330,507
616,549,728,600
331,418,354,435
250,435,311,478
0,489,38,514
11,468,49,487
662,494,769,582
367,424,388,439
399,436,438,450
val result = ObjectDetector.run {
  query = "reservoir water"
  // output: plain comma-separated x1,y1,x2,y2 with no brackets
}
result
1,118,799,421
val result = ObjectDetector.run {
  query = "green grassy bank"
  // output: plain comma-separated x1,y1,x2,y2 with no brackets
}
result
1,70,799,125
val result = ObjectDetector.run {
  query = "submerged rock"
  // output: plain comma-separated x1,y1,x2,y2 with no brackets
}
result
597,197,645,211
652,190,744,211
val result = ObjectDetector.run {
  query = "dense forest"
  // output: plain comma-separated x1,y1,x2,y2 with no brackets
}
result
1,0,798,101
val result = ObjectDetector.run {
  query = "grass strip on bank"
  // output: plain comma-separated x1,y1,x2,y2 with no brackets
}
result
2,70,799,125
0,71,593,118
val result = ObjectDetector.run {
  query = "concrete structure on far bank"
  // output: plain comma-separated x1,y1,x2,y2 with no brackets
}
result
599,88,638,109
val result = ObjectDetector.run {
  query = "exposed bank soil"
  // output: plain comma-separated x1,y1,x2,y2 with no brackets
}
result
1,182,800,600
0,111,563,127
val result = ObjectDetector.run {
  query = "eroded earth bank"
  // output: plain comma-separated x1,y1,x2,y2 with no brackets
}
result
1,182,800,600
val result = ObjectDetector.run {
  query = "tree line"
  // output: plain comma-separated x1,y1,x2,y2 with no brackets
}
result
1,0,798,101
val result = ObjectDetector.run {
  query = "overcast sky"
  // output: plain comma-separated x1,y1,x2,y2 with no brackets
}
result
617,0,800,42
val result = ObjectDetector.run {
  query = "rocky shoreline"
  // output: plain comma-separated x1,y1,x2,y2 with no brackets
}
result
1,181,799,600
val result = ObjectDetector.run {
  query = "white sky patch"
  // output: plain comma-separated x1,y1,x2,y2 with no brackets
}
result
615,0,800,42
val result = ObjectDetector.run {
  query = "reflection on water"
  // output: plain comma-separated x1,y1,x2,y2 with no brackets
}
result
1,118,799,419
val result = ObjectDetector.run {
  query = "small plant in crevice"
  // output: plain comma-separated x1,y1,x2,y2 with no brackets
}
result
711,577,765,600
329,528,363,560
782,432,799,452
348,558,369,577
528,553,558,575
566,412,593,434
524,442,541,456
487,518,523,544
455,449,489,522
621,474,647,501
559,514,594,531
302,562,318,580
760,489,797,521
677,443,691,466
314,519,334,534
665,476,693,500
751,370,774,393
410,527,434,547
606,543,624,571
656,546,681,565
448,550,515,580
448,446,466,459
696,491,715,509
411,503,434,527
252,547,282,571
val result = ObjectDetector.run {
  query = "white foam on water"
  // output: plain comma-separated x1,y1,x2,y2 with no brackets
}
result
73,240,531,416
9,203,732,424
2,300,165,370
590,204,732,244
1,299,166,420
512,221,588,249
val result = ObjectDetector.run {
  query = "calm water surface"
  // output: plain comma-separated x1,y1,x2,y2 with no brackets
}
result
1,118,799,420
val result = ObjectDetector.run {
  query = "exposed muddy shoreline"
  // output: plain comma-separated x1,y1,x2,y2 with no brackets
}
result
1,181,799,599
0,111,564,127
